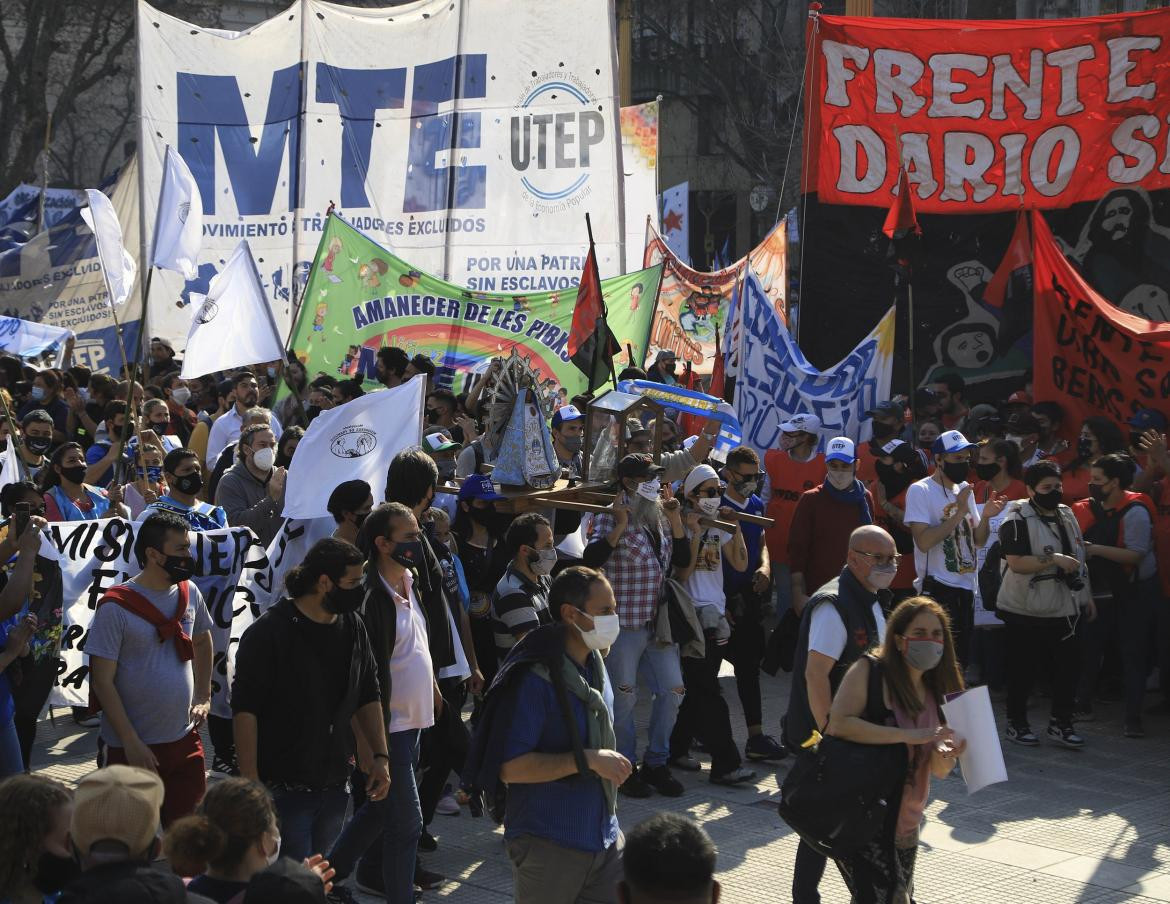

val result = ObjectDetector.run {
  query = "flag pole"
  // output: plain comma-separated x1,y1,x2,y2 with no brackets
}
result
907,281,916,439
584,212,618,391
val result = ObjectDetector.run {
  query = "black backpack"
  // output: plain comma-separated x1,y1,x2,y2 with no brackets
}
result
978,540,1007,614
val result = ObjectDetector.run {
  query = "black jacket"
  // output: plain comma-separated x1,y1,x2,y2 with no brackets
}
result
231,598,380,788
59,861,216,904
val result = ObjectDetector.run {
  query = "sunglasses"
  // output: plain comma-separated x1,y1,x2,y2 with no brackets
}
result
694,485,725,498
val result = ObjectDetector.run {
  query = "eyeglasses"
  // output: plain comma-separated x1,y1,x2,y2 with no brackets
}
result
695,485,725,498
853,550,902,568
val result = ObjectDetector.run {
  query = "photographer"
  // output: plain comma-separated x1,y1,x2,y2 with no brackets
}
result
997,460,1092,750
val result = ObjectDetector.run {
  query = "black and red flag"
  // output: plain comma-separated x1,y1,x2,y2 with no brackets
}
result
567,216,619,392
883,167,921,283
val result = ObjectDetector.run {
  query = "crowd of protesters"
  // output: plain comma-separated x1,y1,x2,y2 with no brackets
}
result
0,341,1164,904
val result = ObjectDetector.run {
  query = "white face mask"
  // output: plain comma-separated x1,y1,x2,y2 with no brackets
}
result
635,478,661,501
576,613,620,650
171,386,191,405
827,469,855,490
251,446,276,472
530,547,557,576
867,563,897,590
697,496,721,516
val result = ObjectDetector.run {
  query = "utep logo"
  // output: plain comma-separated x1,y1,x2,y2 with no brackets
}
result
330,425,378,459
510,71,605,214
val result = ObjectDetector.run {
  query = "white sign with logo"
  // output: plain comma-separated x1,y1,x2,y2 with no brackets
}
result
137,0,625,349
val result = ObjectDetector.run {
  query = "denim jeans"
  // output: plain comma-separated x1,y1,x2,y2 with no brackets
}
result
328,729,422,904
0,716,22,778
604,627,682,767
271,786,349,863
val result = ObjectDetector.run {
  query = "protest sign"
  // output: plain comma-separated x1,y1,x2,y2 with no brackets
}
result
137,0,625,349
286,214,661,398
643,219,787,372
734,267,894,454
621,103,659,273
1032,211,1170,428
806,8,1170,212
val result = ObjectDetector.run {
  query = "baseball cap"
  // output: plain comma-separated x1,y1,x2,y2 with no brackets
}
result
866,400,904,419
968,403,999,424
72,765,164,857
617,453,664,481
825,437,856,464
149,336,174,352
1006,412,1041,435
1128,408,1168,432
244,858,327,904
551,404,584,430
683,463,721,496
913,388,939,407
779,413,821,434
932,429,977,454
1006,390,1033,405
682,434,700,451
655,348,677,362
424,432,459,452
458,474,506,502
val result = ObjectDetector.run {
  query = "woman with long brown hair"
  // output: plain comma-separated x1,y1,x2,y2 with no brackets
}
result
826,597,968,903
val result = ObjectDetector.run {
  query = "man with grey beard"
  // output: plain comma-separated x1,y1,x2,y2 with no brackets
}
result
583,454,692,799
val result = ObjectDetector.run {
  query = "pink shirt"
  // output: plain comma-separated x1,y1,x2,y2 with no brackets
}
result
892,689,939,844
379,570,435,733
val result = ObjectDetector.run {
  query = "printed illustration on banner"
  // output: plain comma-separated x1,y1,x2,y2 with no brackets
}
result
331,425,379,459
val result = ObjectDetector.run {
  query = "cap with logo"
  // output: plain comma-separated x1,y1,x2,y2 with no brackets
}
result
779,413,822,434
1128,408,1168,433
932,429,978,454
71,765,164,857
825,437,856,464
458,474,506,502
551,404,584,430
617,453,665,481
424,432,459,452
866,400,904,419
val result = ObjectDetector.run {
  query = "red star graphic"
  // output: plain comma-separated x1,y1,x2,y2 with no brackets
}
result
663,208,684,233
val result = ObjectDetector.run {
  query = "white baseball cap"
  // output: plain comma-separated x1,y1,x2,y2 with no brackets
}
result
933,429,978,455
779,413,821,434
825,437,856,464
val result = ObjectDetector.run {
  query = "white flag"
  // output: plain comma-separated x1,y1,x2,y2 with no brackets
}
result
151,146,202,279
0,434,23,493
80,188,137,308
180,240,284,379
283,377,425,519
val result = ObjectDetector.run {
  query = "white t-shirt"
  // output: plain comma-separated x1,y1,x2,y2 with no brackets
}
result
904,476,980,591
379,571,435,732
685,526,733,613
808,599,887,660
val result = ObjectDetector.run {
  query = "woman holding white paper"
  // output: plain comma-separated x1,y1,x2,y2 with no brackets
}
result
826,597,967,904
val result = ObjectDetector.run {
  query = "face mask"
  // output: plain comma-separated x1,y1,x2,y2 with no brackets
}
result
974,462,1000,481
733,477,759,496
60,464,87,486
171,386,191,405
1077,437,1093,459
868,563,898,590
162,554,197,584
575,613,620,651
30,385,45,401
425,407,440,424
902,638,945,671
25,435,51,455
1088,483,1108,503
353,511,370,530
251,446,276,472
635,478,661,501
470,506,502,529
390,539,423,568
941,461,970,485
266,366,277,379
1004,433,1024,448
33,851,82,894
306,404,322,421
437,460,456,480
265,833,281,867
872,421,898,440
1130,431,1145,449
324,581,365,614
827,469,855,491
140,465,164,483
1032,489,1063,511
560,434,583,454
173,472,204,495
780,433,800,451
697,496,721,516
529,547,557,576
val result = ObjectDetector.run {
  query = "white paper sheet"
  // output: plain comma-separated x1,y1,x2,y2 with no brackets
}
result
940,685,1008,794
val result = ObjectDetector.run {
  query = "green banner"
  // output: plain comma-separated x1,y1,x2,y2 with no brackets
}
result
288,215,663,398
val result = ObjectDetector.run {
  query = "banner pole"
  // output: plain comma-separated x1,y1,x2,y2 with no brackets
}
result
907,281,916,439
585,213,618,391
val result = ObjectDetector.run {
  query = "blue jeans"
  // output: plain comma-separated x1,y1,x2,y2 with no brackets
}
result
271,786,349,863
0,716,22,778
604,627,683,767
328,729,421,904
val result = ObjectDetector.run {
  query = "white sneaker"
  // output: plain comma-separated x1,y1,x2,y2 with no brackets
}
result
435,792,460,816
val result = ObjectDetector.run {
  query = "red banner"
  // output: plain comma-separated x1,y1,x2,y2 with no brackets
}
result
1032,211,1170,431
806,8,1170,213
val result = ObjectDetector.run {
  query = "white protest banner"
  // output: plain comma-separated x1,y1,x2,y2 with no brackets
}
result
181,240,284,380
41,519,269,718
81,189,137,309
0,435,23,492
0,316,74,366
0,158,141,374
249,516,337,613
621,103,658,272
941,685,1009,794
659,181,689,265
283,376,425,519
137,0,625,351
151,145,203,280
734,266,895,454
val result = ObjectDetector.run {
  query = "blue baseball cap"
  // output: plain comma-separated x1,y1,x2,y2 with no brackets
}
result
1128,408,1167,433
551,404,584,430
932,429,977,455
825,437,856,464
458,474,506,502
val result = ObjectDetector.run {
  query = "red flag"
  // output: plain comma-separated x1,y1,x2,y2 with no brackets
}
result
882,167,920,239
984,210,1032,309
680,361,704,438
709,324,725,401
568,244,618,391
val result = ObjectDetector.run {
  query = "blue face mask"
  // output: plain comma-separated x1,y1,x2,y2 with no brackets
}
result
139,466,164,483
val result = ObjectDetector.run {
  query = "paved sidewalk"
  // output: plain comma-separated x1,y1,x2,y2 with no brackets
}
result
30,665,1170,903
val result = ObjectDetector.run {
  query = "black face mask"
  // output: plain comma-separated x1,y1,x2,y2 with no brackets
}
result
306,405,322,422
162,554,197,584
33,851,82,894
353,510,370,530
173,472,204,495
1088,483,1108,503
470,506,504,530
941,461,970,485
60,465,87,486
324,582,365,614
872,421,898,440
425,407,440,424
25,436,51,455
390,540,423,568
275,451,292,469
1032,489,1063,511
974,462,1000,481
1077,437,1094,459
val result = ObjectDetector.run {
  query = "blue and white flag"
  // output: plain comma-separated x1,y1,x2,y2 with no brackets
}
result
0,316,73,365
616,379,741,456
660,182,690,266
734,266,895,455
